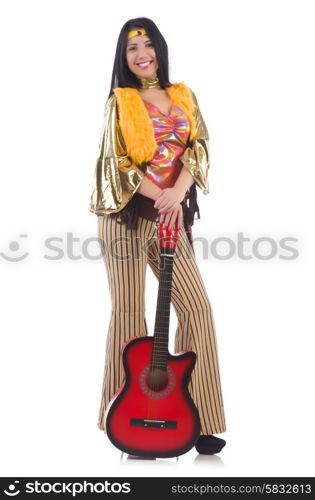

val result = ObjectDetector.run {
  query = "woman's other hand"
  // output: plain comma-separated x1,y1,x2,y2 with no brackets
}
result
154,186,186,213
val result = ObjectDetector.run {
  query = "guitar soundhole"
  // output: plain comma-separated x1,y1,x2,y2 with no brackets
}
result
139,365,175,399
146,369,168,391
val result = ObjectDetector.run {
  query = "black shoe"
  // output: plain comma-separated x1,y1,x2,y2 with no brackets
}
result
195,435,226,455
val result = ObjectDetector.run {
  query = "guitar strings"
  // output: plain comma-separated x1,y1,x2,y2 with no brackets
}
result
148,221,176,416
148,246,175,418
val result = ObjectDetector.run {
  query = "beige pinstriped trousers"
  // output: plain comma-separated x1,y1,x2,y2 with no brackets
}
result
97,213,226,435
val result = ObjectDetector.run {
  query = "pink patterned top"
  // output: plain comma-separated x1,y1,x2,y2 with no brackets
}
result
142,99,190,189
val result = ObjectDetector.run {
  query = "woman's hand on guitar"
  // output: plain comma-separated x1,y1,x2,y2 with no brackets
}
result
154,186,185,231
159,203,183,231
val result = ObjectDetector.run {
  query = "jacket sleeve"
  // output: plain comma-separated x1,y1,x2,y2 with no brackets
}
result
180,89,210,195
89,94,145,215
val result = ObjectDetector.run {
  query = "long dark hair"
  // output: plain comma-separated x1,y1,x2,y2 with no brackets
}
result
107,17,172,100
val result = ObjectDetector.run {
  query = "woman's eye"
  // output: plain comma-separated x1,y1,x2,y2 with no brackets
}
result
128,43,153,51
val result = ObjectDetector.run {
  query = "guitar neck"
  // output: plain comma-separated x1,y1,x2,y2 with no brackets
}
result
151,248,175,371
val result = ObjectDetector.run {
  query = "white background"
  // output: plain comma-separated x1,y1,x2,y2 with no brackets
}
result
0,0,314,478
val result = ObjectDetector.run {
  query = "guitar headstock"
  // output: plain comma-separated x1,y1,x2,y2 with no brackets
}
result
157,220,179,252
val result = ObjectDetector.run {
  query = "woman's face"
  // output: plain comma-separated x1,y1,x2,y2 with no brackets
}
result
126,34,158,80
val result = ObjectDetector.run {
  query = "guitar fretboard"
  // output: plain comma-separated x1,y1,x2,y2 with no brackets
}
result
151,248,175,371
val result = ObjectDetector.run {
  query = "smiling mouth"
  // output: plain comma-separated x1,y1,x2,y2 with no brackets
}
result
136,60,153,69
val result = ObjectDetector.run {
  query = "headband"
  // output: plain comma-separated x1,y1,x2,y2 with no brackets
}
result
127,28,148,39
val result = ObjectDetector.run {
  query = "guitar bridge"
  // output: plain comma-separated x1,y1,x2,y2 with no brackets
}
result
130,418,177,429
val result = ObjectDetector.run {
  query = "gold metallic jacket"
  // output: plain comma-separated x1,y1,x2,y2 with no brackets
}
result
89,82,210,215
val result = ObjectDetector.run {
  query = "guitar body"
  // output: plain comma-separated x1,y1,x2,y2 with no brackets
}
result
105,335,201,458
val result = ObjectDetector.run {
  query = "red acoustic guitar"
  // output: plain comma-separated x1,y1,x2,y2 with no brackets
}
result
105,221,201,458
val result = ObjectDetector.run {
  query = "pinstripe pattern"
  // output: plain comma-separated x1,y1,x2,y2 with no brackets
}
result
97,214,226,435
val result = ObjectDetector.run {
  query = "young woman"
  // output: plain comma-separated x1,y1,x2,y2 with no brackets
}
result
89,17,227,455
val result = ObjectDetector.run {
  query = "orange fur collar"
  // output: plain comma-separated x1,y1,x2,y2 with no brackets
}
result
113,82,197,164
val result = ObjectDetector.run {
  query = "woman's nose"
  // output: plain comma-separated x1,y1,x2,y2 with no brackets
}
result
137,49,149,60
